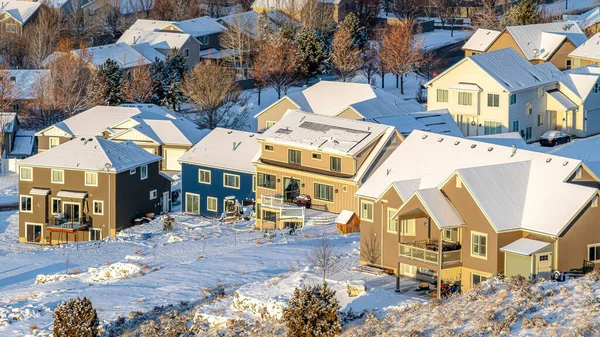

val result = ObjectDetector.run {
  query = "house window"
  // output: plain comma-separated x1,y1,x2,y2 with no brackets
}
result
566,60,572,70
85,172,98,186
360,200,373,221
387,208,398,233
312,153,321,160
185,193,200,214
444,228,458,242
589,244,600,262
472,273,488,286
89,228,101,241
20,195,32,212
537,114,543,127
510,94,517,105
257,173,276,189
149,189,157,200
52,198,61,214
263,210,277,222
487,94,499,107
224,173,240,189
201,36,209,45
19,166,32,181
198,169,211,184
512,120,519,133
264,144,274,151
288,149,301,165
265,121,276,130
51,169,64,184
592,195,598,208
93,200,104,215
483,121,502,135
471,231,487,259
184,48,190,57
525,126,532,140
25,223,42,243
538,87,544,98
314,183,333,202
573,59,581,68
11,103,20,111
207,197,218,212
49,137,60,149
140,165,148,180
595,83,599,94
437,89,448,103
401,219,416,235
526,102,532,116
252,175,256,192
330,156,342,172
130,168,136,175
6,24,16,33
457,92,472,106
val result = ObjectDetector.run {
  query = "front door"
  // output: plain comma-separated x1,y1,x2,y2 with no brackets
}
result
162,191,170,213
63,203,80,222
536,253,552,279
548,110,557,130
283,178,300,203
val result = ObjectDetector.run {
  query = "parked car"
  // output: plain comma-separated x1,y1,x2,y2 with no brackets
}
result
296,194,311,208
539,131,570,147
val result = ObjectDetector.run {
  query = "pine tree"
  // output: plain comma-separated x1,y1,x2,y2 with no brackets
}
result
53,297,99,337
502,0,538,27
340,12,368,50
150,49,188,111
282,284,341,337
295,27,325,83
97,58,124,106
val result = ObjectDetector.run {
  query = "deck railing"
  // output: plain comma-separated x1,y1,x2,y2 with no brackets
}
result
261,195,305,221
399,243,461,266
47,215,92,229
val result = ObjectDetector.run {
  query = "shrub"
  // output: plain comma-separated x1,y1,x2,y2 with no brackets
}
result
140,310,189,337
521,314,548,330
163,214,175,231
53,297,99,337
587,267,600,282
282,284,341,337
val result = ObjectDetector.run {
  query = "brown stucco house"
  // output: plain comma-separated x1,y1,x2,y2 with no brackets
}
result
17,137,172,245
462,21,587,70
35,105,209,171
356,130,600,291
0,1,41,37
252,0,353,23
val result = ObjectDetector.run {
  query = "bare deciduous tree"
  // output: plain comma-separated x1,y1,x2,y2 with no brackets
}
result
253,33,301,99
307,236,344,286
62,0,95,47
432,0,460,32
26,74,66,130
182,61,247,130
151,0,201,20
380,20,424,95
471,0,501,30
331,24,362,82
201,0,226,17
26,6,60,68
122,61,154,103
360,42,379,85
235,0,254,11
0,66,19,114
391,0,423,19
220,12,254,69
360,229,381,265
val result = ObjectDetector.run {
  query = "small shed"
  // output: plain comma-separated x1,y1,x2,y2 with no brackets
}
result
336,210,360,234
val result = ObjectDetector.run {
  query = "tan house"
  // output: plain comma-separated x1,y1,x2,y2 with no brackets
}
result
0,1,41,37
356,130,600,291
569,32,600,68
35,105,209,171
252,0,353,23
462,22,587,70
425,48,600,140
17,137,172,245
568,7,600,37
253,110,399,230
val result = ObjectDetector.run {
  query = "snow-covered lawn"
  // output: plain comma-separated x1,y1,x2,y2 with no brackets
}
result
0,173,18,206
419,29,473,51
0,208,424,335
541,0,597,15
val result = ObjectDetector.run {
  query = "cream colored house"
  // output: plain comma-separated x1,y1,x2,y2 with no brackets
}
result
425,48,600,140
569,32,600,68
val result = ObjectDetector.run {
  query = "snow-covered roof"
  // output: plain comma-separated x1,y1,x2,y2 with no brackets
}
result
18,137,161,173
129,19,173,32
500,238,553,256
218,10,287,38
462,29,501,52
257,110,392,156
555,68,600,101
179,128,259,173
252,0,307,11
0,113,16,133
10,130,35,156
406,109,463,137
0,1,41,24
82,0,153,14
570,7,600,30
468,132,528,149
118,30,196,50
569,32,600,61
1,69,50,100
399,188,465,229
73,43,156,69
176,17,226,37
547,89,578,109
335,210,355,224
505,21,586,61
356,130,597,236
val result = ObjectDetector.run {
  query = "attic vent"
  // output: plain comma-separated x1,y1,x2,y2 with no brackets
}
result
80,137,85,141
546,158,552,163
228,130,233,134
454,141,460,145
422,135,428,139
438,138,444,142
88,138,93,142
387,168,391,176
563,161,569,166
471,144,477,149
488,147,493,152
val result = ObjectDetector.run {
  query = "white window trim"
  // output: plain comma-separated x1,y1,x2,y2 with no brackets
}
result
470,231,488,260
330,156,342,172
149,189,157,200
185,192,200,215
402,219,416,236
588,243,600,262
130,168,136,175
140,165,148,180
198,169,211,184
85,171,98,187
51,198,61,214
51,169,64,184
387,208,398,234
19,166,32,181
360,200,374,222
93,200,104,215
20,195,33,213
207,197,218,212
223,173,240,189
526,101,533,116
25,222,43,244
49,137,60,149
89,228,101,241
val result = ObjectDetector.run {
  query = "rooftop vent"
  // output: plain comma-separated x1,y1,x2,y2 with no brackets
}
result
438,138,444,142
471,144,477,149
387,168,391,176
488,147,493,152
563,161,569,166
422,135,428,139
454,141,460,145
511,144,517,157
546,158,552,163
228,130,233,134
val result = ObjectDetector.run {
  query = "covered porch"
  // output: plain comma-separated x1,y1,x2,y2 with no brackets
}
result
547,90,579,134
257,195,305,230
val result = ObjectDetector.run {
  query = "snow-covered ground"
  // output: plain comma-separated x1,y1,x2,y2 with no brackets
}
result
420,29,473,51
0,207,425,335
541,0,597,15
0,173,18,206
528,134,600,176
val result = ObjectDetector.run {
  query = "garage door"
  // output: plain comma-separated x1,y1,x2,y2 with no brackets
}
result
164,148,186,171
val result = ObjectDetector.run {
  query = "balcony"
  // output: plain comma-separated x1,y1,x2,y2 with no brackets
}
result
399,240,462,267
260,195,305,220
47,215,92,233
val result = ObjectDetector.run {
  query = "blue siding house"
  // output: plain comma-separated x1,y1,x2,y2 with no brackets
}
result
179,128,259,217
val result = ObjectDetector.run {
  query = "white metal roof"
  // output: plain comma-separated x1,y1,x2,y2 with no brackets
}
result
19,137,162,173
409,188,465,229
462,29,501,52
176,17,226,37
569,32,600,61
129,19,173,32
118,30,195,50
468,133,528,149
506,21,586,61
73,43,155,69
335,210,355,224
1,69,50,100
547,89,578,110
570,7,600,30
10,130,35,156
29,188,50,196
500,238,553,256
0,1,41,24
178,128,259,174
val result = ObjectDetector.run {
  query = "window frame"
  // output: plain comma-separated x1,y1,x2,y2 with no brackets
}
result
185,192,200,215
207,197,218,212
140,165,148,180
20,195,33,213
330,156,342,172
589,243,600,262
257,173,276,190
19,166,32,181
387,208,398,233
223,173,241,189
130,168,136,175
457,92,473,106
89,228,101,241
483,121,502,135
511,120,519,133
314,182,334,202
472,273,489,286
312,152,322,160
264,144,274,152
288,149,301,165
537,114,544,127
51,198,61,214
149,189,157,200
526,102,532,116
198,169,211,184
84,171,98,187
25,222,42,243
93,200,104,215
470,231,488,259
360,200,374,222
525,126,532,140
487,93,499,108
6,23,16,33
402,219,416,236
51,169,64,184
437,89,448,103
265,121,276,130
510,94,517,105
49,137,60,149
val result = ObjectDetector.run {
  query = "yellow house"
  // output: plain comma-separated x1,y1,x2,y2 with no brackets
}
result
253,110,400,230
462,22,587,70
569,32,600,68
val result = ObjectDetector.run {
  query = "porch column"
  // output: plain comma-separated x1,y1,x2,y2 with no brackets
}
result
438,228,442,300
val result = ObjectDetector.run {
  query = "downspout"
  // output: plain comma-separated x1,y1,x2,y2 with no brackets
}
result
108,172,111,238
380,200,384,267
438,226,442,300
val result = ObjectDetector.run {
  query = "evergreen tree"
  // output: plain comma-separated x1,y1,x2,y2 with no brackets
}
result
97,58,124,106
282,285,341,337
502,0,538,26
150,49,188,111
53,297,99,337
150,59,167,105
340,12,368,50
295,27,325,83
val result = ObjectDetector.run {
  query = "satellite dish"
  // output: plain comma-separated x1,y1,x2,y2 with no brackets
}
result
105,163,112,170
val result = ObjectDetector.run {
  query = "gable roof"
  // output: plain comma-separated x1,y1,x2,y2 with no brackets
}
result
175,17,226,37
178,128,259,174
569,32,600,61
500,238,553,256
462,29,501,52
0,1,41,24
401,188,465,229
1,69,50,100
505,21,586,61
569,7,600,31
18,137,161,173
73,42,159,69
117,30,197,50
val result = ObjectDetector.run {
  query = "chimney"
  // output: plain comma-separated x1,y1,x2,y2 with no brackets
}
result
511,144,516,157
